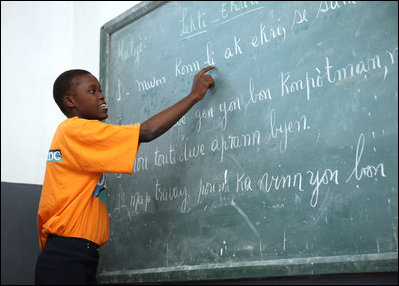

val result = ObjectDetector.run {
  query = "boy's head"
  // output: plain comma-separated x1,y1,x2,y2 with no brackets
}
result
53,69,108,120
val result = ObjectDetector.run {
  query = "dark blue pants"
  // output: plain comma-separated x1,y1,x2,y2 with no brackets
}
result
35,235,99,285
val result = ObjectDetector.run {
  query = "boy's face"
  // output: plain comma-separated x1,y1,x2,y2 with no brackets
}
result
65,74,108,120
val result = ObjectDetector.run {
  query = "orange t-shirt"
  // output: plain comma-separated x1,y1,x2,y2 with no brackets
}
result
37,117,140,250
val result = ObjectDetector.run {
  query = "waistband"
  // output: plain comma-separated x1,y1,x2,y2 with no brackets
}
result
47,234,100,252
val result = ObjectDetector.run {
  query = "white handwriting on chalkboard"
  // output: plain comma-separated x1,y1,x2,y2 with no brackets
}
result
345,133,386,183
175,59,201,77
180,7,207,40
268,108,310,153
219,97,241,131
154,144,176,167
117,79,122,102
210,130,261,162
236,172,253,192
117,36,146,67
316,1,357,18
290,8,308,30
258,171,304,194
386,47,398,64
130,191,151,214
280,71,302,97
251,21,286,48
220,1,263,25
246,77,272,108
124,128,391,213
155,180,190,213
327,55,381,83
281,54,383,100
257,167,339,208
179,2,264,40
116,79,132,102
113,189,150,217
224,36,243,60
307,168,339,208
197,169,230,203
195,107,214,133
133,155,148,172
112,189,131,220
136,76,166,92
153,139,207,168
178,139,206,163
204,41,216,66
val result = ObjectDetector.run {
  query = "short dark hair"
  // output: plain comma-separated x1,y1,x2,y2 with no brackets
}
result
53,69,91,116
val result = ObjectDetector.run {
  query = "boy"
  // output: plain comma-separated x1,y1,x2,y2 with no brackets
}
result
35,66,215,284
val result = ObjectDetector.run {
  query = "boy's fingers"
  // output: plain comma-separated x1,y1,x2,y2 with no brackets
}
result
210,80,215,90
204,75,215,90
198,66,215,76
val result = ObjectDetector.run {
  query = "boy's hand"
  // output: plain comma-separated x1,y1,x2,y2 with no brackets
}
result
139,66,215,143
189,66,215,102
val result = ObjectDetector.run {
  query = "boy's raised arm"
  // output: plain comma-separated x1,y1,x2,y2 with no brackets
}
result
139,66,215,143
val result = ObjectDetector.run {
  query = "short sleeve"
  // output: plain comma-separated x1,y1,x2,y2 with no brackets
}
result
74,120,141,174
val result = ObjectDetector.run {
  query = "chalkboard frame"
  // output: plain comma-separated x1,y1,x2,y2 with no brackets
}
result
98,1,398,284
97,252,397,284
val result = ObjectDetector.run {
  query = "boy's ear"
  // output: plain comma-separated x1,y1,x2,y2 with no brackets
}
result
63,95,75,108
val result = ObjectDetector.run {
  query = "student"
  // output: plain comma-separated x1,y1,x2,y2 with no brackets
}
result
35,66,215,285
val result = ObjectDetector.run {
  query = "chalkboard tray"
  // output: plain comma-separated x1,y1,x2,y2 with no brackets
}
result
98,1,398,283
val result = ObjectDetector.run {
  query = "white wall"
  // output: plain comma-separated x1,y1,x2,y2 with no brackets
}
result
1,1,141,185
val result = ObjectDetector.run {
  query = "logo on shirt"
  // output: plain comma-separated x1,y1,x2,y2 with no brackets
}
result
93,174,107,204
47,149,62,162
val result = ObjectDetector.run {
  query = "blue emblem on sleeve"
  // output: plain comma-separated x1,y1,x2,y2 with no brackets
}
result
93,174,107,204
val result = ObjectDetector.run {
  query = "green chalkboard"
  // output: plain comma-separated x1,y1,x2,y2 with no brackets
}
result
98,1,398,283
